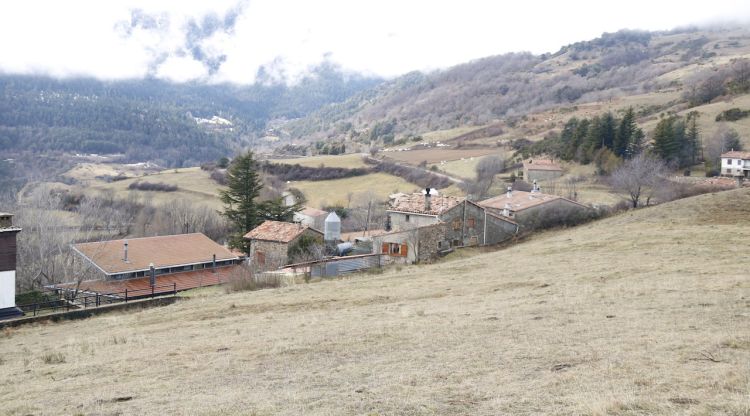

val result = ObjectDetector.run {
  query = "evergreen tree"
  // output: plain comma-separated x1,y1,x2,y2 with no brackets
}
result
599,112,617,151
684,111,701,165
615,107,638,158
652,115,680,164
220,151,264,250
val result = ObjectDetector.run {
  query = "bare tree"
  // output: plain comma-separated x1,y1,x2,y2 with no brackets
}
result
611,154,667,208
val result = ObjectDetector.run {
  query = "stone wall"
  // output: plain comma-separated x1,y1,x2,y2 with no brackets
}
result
388,211,440,231
249,240,289,271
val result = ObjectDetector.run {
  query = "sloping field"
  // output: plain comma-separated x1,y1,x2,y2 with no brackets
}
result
1,189,749,415
289,172,419,208
269,153,369,169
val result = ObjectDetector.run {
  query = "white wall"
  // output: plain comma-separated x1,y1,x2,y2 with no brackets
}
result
0,270,16,309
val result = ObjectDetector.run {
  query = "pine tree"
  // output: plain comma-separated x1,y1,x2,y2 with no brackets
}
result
615,107,637,158
684,111,701,165
652,115,680,164
599,112,617,151
220,151,264,250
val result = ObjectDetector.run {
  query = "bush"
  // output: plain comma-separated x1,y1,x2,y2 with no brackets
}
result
261,162,370,181
715,108,750,122
127,181,178,192
41,352,66,364
225,265,282,293
366,159,452,189
210,170,227,185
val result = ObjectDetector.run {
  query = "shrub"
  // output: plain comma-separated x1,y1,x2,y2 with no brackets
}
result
366,159,452,189
210,170,227,185
41,352,66,364
127,181,178,192
225,265,282,293
715,108,750,122
261,162,371,182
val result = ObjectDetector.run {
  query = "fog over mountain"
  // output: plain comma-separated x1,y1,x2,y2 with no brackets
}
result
2,0,750,84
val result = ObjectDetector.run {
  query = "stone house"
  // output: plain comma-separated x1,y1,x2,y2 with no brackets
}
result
244,220,324,270
478,188,589,224
372,223,448,264
383,191,518,263
522,158,563,182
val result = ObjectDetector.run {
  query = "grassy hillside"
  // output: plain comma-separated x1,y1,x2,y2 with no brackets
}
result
2,188,748,415
285,27,750,150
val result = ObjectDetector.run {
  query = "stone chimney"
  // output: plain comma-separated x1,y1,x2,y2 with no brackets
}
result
0,213,12,228
424,188,432,211
506,186,513,198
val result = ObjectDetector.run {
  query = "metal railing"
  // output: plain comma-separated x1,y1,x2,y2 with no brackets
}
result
17,283,178,317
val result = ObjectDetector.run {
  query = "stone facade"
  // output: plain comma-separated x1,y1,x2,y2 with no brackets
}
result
248,228,323,271
373,223,448,264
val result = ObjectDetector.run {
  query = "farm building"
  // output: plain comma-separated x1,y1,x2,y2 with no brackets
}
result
244,220,324,270
0,212,23,320
720,151,750,178
63,233,242,298
522,159,563,181
293,206,328,230
478,188,589,225
384,190,518,262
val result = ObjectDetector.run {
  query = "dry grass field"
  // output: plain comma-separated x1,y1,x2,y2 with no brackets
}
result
289,172,419,208
268,154,369,169
87,167,225,210
1,189,748,415
385,148,501,165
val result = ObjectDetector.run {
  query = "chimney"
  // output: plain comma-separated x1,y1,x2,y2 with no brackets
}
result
503,203,511,217
123,240,129,262
424,187,432,211
149,262,155,287
212,254,217,273
506,186,513,198
532,180,540,193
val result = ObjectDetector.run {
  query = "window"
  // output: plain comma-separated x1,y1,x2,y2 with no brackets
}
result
467,218,475,228
381,242,408,257
452,239,461,247
405,214,410,222
726,168,732,174
728,159,733,165
452,218,462,230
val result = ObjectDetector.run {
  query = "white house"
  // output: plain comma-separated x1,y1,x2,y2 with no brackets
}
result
0,212,23,320
720,151,750,178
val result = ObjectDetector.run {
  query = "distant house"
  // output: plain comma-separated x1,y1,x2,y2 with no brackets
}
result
293,207,328,230
64,233,241,297
478,188,588,223
381,190,518,263
720,151,750,178
522,159,563,181
244,221,324,270
0,212,22,320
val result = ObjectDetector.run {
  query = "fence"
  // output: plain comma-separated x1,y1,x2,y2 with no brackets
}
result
309,254,383,278
18,283,179,317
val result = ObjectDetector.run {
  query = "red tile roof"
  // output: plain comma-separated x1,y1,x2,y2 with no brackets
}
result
73,233,238,275
388,193,464,216
243,220,322,243
721,151,750,159
54,266,240,296
523,159,563,171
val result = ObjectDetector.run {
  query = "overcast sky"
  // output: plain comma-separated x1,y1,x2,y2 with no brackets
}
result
1,0,749,84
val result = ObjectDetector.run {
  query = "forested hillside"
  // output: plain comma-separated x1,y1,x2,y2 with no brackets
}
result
284,26,750,145
0,63,381,166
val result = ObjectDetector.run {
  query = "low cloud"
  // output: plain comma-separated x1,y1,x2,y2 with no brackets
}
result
1,0,749,84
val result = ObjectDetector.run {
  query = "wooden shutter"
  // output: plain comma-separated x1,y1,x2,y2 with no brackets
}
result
256,251,265,266
400,244,408,257
382,243,389,254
